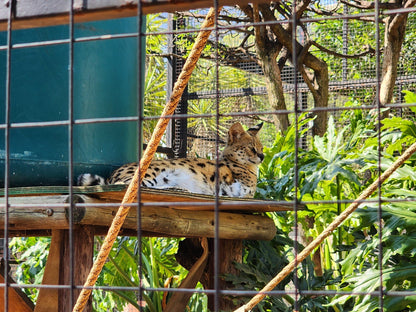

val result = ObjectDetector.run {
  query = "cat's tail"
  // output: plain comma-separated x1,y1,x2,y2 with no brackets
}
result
77,173,107,186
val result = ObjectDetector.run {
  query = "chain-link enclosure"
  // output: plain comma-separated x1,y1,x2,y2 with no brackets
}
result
1,1,416,311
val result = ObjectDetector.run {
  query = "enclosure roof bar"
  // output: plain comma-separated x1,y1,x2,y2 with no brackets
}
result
7,281,416,298
2,101,416,130
187,75,416,98
0,0,270,31
3,197,414,210
1,1,415,32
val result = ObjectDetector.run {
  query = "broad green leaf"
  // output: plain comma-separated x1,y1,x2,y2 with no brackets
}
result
384,295,416,312
403,90,416,114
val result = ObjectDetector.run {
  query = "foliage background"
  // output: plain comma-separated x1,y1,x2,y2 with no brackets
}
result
8,6,416,312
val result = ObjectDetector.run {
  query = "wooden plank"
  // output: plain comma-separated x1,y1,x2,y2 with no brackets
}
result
0,185,126,196
164,237,209,312
35,230,63,312
0,195,277,240
0,186,302,212
59,227,94,312
0,259,34,312
0,0,270,31
34,228,94,312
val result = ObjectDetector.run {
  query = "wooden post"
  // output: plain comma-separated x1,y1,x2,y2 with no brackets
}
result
59,226,94,312
35,226,94,312
176,237,243,310
207,239,243,311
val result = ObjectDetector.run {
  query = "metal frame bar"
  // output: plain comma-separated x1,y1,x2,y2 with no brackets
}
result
1,1,416,311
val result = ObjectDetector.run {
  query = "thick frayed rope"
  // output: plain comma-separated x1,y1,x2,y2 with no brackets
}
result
72,6,221,312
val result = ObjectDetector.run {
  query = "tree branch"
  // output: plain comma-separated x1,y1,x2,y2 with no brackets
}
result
178,11,249,24
388,0,416,33
295,0,312,20
278,48,290,72
311,41,376,58
340,0,402,10
238,4,253,20
252,3,266,51
297,41,319,100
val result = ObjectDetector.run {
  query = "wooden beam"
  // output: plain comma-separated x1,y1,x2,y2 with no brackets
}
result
2,186,302,212
0,0,270,31
176,238,244,310
0,195,277,240
207,239,242,311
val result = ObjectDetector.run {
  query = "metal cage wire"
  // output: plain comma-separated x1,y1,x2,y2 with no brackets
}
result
1,1,416,311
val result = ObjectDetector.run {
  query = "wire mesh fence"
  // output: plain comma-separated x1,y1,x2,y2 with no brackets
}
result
1,1,416,311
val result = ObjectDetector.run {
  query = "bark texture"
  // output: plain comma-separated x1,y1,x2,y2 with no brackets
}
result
240,3,329,135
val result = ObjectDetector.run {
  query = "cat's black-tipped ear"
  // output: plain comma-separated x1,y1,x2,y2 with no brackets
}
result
247,122,263,136
228,122,245,143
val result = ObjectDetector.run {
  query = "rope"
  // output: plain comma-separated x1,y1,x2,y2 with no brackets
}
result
234,141,416,312
72,7,221,311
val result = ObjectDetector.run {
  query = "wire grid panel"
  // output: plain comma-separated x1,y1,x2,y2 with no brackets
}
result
1,1,416,312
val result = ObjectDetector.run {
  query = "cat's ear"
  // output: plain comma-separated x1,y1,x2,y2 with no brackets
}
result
247,122,263,136
228,122,245,143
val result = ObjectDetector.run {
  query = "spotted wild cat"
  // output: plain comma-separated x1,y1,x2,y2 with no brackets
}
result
77,122,264,198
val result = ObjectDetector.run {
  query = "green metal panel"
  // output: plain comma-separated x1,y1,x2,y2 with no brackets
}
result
0,17,144,186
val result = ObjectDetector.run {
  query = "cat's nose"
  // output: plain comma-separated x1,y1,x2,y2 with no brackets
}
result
258,153,264,161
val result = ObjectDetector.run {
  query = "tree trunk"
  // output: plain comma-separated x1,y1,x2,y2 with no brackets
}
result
380,1,408,106
309,62,329,136
258,4,329,136
251,4,289,133
259,50,289,133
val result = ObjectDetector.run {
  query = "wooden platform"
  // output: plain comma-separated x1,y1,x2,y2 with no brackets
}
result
0,185,302,311
0,185,299,240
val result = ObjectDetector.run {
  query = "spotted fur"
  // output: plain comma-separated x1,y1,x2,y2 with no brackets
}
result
77,122,264,198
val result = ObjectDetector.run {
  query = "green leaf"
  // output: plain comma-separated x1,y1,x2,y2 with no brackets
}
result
382,117,416,139
384,235,416,257
384,295,416,312
403,90,416,114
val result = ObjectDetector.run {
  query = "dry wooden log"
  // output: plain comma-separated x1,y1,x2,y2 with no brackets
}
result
0,195,277,240
0,195,70,230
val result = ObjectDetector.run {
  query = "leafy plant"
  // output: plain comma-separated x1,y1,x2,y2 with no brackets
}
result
225,230,338,312
328,91,416,311
9,237,50,301
256,113,314,202
94,236,206,312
